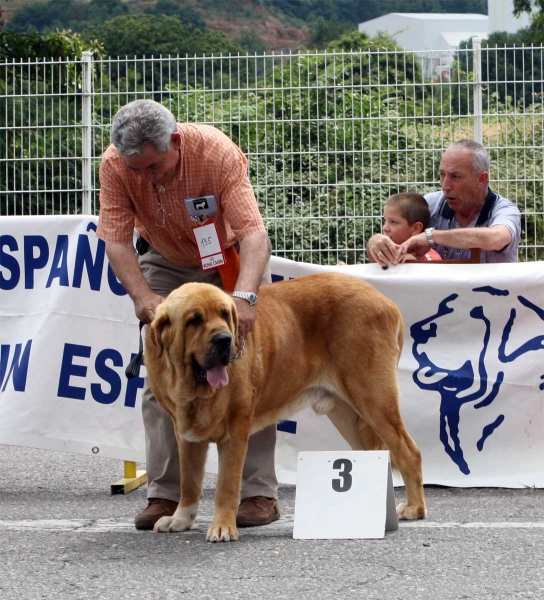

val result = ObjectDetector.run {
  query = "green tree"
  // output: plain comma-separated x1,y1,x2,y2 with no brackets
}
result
233,30,269,53
158,32,425,263
87,14,247,119
457,31,544,109
87,14,243,57
144,0,206,30
6,0,87,34
308,18,354,49
86,0,129,26
512,0,544,42
0,26,103,60
325,31,421,84
1,29,105,215
513,0,544,15
6,0,128,33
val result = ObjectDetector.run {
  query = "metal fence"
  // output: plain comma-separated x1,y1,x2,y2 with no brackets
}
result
2,40,544,263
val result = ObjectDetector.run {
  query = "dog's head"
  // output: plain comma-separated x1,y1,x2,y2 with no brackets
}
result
148,283,239,395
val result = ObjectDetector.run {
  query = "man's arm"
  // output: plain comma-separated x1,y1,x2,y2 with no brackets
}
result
366,233,403,266
400,224,513,257
232,231,271,338
215,145,272,336
106,243,164,324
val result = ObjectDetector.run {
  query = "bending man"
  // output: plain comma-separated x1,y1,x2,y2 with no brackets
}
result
97,100,279,530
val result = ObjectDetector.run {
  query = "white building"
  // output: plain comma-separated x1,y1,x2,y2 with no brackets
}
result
357,1,534,80
358,13,488,79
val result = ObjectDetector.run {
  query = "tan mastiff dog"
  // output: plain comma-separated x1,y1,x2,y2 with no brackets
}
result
145,272,426,542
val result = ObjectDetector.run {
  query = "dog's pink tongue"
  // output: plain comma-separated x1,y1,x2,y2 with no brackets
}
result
206,365,229,388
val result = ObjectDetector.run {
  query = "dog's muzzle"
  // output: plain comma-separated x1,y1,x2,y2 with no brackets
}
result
210,332,232,366
192,332,233,389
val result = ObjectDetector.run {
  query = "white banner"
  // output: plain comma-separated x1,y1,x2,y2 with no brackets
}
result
1,216,543,488
0,216,145,461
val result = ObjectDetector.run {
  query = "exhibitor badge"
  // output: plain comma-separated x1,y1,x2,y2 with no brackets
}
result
193,222,226,270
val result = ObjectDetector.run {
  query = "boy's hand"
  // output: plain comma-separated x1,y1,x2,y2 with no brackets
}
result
399,232,430,258
367,234,402,266
398,253,418,263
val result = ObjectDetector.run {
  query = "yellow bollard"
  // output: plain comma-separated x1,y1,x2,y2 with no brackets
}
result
124,461,137,479
111,460,147,495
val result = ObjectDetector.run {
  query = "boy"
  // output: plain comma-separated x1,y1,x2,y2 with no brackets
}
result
378,193,441,262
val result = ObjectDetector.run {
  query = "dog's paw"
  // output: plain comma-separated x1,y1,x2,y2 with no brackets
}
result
153,515,193,533
206,522,239,542
153,505,198,533
396,502,427,520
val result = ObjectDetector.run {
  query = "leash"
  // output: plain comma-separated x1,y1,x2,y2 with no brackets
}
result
125,321,144,380
124,323,244,380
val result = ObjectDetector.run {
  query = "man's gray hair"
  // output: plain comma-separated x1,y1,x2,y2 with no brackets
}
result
111,100,177,156
446,139,490,175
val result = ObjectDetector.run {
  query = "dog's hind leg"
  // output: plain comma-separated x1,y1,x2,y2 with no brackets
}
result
325,401,365,450
326,401,395,456
154,439,208,533
343,383,426,520
334,409,406,473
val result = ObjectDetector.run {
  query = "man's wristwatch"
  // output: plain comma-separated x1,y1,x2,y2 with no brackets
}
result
425,227,437,247
232,291,258,306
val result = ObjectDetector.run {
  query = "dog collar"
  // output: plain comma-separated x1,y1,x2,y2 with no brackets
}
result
230,337,245,362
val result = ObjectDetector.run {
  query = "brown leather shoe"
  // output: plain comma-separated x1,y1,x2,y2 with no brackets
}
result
236,496,280,528
134,498,178,530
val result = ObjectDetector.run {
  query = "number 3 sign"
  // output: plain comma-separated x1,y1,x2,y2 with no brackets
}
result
293,451,398,539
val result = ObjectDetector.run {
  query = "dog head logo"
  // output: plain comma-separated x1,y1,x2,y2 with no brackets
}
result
193,198,209,211
410,286,544,475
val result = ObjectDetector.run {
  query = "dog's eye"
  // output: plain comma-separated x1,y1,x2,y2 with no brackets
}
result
186,313,203,327
221,308,229,320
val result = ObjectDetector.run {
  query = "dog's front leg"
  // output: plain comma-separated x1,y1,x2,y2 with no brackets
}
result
207,423,250,543
154,439,208,533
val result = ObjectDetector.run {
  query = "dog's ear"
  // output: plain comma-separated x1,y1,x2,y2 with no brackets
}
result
230,302,239,339
149,311,172,358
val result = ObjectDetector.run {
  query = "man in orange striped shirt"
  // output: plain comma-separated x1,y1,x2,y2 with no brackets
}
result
97,100,279,531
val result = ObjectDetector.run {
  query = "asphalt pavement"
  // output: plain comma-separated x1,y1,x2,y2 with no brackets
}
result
1,444,543,600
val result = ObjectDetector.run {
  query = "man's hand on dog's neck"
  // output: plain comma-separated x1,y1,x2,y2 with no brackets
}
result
233,297,256,338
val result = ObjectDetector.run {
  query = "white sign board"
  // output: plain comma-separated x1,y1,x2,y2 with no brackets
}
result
293,451,398,539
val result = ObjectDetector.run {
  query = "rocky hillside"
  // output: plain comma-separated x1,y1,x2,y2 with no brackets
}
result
1,0,310,51
2,0,487,52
